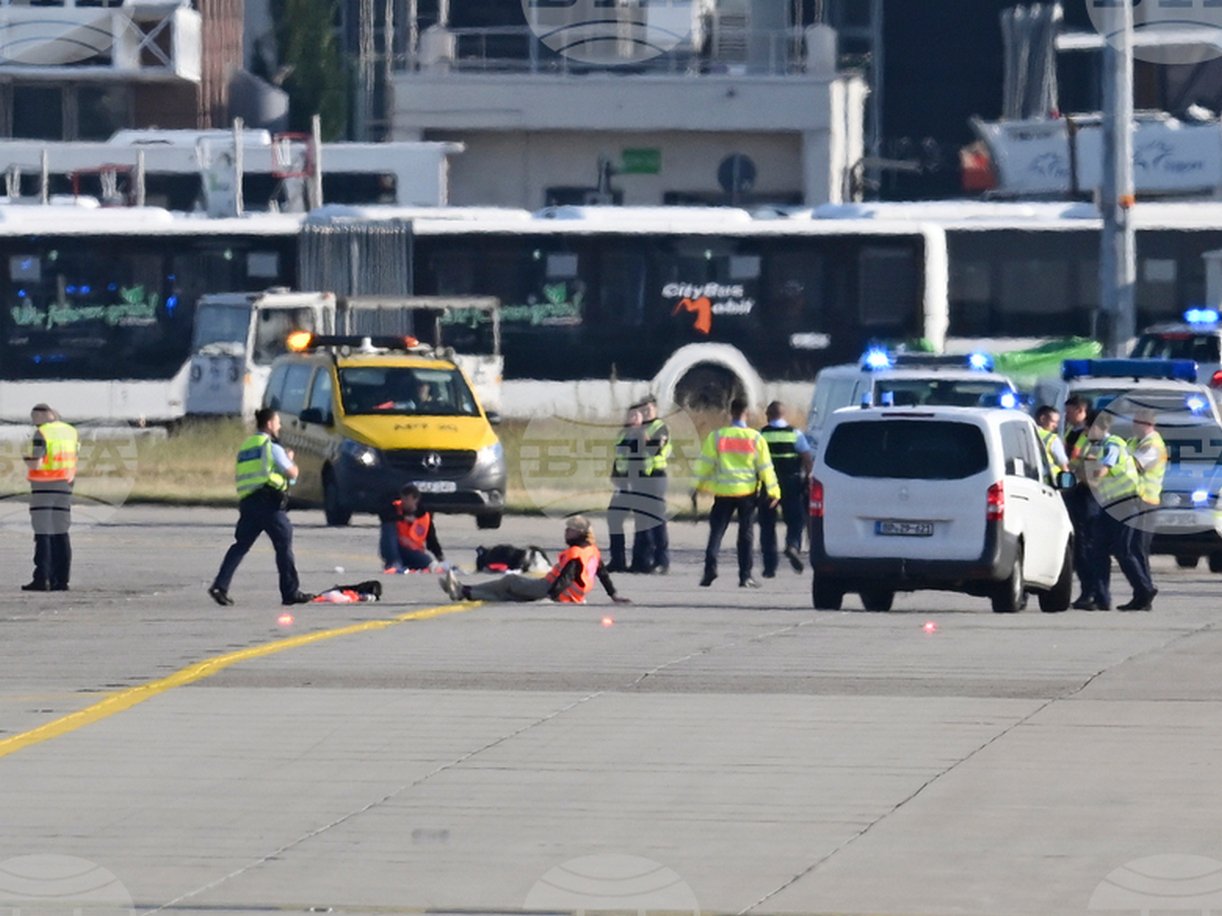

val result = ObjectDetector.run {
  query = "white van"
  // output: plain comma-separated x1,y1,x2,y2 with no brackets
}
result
809,406,1075,613
806,351,1023,449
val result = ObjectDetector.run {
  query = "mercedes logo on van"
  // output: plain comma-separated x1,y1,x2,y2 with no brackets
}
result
422,451,442,473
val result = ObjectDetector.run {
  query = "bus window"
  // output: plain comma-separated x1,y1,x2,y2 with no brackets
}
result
858,246,918,329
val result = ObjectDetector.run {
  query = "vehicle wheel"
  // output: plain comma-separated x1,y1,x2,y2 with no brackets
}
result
812,576,844,611
859,588,894,612
1176,555,1200,569
673,365,747,413
322,470,352,527
476,513,502,530
1210,552,1222,574
1038,541,1073,613
991,544,1026,613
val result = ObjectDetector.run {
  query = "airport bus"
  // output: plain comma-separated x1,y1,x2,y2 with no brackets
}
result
0,203,300,422
304,206,949,410
814,201,1222,349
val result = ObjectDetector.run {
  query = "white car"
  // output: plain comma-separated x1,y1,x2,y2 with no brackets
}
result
1130,310,1222,389
806,349,1023,450
809,406,1075,613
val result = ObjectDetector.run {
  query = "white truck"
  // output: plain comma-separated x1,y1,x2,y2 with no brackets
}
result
184,291,502,418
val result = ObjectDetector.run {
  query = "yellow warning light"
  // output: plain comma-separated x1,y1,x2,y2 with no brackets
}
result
286,331,313,352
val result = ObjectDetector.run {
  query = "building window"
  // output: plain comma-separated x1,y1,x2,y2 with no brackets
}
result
77,86,131,140
12,86,64,140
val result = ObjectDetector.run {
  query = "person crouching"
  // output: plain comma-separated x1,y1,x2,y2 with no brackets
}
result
379,484,445,572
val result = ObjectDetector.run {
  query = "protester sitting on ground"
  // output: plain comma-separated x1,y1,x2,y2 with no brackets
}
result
379,484,445,572
440,515,630,604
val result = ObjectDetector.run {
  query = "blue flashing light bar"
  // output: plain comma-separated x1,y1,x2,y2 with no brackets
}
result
968,352,995,371
999,391,1018,409
861,347,894,370
1062,358,1198,383
1184,308,1220,325
1187,395,1208,414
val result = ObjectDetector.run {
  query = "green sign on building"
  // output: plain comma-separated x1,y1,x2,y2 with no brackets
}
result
621,148,662,175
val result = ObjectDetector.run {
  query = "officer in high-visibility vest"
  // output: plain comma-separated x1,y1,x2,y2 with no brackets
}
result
1122,408,1167,611
692,398,781,588
1075,410,1145,611
1034,404,1069,481
379,483,445,572
1062,394,1093,605
630,395,673,574
21,403,78,592
209,407,312,607
606,406,645,572
757,401,813,577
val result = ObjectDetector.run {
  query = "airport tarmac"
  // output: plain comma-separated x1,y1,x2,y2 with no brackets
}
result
1,505,1221,915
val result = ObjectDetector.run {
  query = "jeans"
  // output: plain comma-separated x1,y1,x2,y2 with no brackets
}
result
379,522,434,570
465,574,553,602
213,488,300,602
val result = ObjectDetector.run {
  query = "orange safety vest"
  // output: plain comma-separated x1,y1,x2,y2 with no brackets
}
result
393,502,431,551
545,543,602,604
26,421,78,483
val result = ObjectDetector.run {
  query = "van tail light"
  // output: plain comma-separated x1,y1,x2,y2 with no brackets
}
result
1211,370,1222,388
986,481,1005,521
809,477,825,518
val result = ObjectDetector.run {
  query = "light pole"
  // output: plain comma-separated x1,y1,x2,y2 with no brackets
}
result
1099,0,1136,357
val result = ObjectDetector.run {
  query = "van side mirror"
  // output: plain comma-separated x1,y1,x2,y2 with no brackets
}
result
1055,470,1077,490
486,410,501,425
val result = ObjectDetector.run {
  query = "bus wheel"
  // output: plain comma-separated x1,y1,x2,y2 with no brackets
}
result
323,470,352,527
476,513,503,530
673,365,746,412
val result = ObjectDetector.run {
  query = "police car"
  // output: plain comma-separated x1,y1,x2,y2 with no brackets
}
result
1130,309,1222,389
1034,358,1222,572
806,349,1023,449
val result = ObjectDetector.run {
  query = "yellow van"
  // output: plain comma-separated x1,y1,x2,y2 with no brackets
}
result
262,334,506,529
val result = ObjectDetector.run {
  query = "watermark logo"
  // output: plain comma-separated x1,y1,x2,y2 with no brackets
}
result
517,407,701,529
0,425,141,534
1087,0,1222,65
0,854,134,916
522,0,696,66
0,21,113,66
523,854,699,913
1089,854,1222,912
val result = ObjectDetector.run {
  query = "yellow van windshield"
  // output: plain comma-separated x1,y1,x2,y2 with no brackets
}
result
338,366,480,417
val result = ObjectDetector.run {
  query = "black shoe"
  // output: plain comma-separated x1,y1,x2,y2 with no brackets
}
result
282,592,315,606
605,562,629,574
1071,596,1097,610
651,565,669,575
762,569,776,579
699,570,717,587
740,578,761,588
49,583,69,592
208,585,234,607
628,565,654,574
1118,595,1153,611
784,545,805,573
20,581,49,592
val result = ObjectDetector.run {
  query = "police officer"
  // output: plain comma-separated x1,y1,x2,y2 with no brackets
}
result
606,406,645,573
1062,395,1093,605
630,395,672,574
209,407,313,607
758,401,813,577
1034,404,1069,480
1122,408,1166,610
21,403,78,592
693,398,781,588
1076,411,1146,611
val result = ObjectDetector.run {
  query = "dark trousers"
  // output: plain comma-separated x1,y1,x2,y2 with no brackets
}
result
213,489,300,602
631,474,670,571
1063,486,1092,597
30,481,72,588
1082,500,1154,606
704,494,757,581
607,485,634,568
378,523,434,570
759,479,804,574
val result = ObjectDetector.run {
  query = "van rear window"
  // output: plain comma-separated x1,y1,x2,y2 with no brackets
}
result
824,420,989,479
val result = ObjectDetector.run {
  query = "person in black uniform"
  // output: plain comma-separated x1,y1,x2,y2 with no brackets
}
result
757,401,813,577
630,396,672,574
606,406,645,572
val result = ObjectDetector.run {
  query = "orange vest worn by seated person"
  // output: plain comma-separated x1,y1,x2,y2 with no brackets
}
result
545,543,602,604
393,502,431,552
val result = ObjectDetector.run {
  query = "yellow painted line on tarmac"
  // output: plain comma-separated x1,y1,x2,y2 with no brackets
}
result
0,601,481,760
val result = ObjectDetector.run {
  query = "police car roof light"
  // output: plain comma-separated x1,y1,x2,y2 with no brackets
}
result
1184,307,1220,325
968,352,994,371
862,347,894,370
1061,358,1198,383
999,391,1018,409
1187,394,1208,414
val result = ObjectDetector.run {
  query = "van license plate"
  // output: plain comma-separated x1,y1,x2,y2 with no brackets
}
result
876,520,934,537
414,480,458,494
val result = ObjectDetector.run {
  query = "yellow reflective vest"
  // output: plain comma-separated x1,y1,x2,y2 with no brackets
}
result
26,421,78,483
235,433,288,499
1036,427,1063,478
693,425,781,500
1083,434,1139,507
1127,430,1167,506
